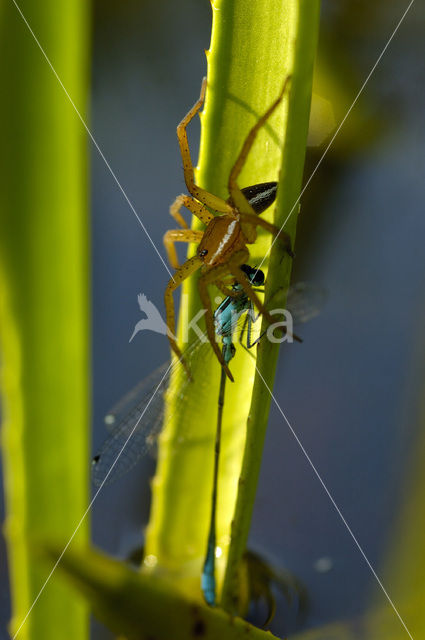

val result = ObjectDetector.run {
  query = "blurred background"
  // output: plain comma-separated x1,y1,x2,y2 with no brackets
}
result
1,0,425,638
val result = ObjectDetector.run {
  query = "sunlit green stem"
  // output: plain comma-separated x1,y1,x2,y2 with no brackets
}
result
220,0,321,612
0,2,90,638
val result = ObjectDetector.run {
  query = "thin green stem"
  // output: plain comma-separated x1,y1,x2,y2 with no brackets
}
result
202,362,227,606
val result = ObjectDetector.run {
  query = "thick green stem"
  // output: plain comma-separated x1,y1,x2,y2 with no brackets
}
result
146,0,320,612
0,2,90,638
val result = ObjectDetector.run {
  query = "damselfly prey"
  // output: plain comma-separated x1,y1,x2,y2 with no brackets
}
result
92,264,273,487
201,270,325,606
92,273,325,605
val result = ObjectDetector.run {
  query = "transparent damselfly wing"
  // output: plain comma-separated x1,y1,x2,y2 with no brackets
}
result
103,361,170,432
92,282,325,486
92,279,266,486
92,339,210,487
286,282,327,324
92,362,171,487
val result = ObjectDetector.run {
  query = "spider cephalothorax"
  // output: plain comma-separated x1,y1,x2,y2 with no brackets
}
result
163,77,293,380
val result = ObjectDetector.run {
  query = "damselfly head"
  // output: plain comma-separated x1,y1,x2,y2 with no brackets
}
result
240,263,265,287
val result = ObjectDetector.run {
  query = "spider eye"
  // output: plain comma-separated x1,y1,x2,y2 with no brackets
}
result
199,249,208,257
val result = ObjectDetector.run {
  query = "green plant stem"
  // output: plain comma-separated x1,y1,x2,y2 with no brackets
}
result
220,1,321,611
145,0,319,609
0,2,90,638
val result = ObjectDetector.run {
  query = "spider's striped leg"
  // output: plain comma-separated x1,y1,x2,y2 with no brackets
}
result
240,211,294,258
164,255,202,376
169,194,213,229
228,259,275,328
164,229,204,269
177,78,234,215
238,294,264,353
215,280,239,298
198,276,234,382
228,76,291,214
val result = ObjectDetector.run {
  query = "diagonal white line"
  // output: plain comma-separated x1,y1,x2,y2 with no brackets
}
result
256,0,415,274
9,0,415,636
10,0,174,281
255,7,416,633
254,365,414,640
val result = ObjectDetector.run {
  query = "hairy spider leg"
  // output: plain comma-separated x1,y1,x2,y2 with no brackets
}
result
164,229,204,269
228,263,276,329
198,268,236,383
228,76,291,215
238,293,264,354
165,196,213,268
215,281,240,298
239,211,294,258
177,77,234,215
170,194,213,229
164,255,203,375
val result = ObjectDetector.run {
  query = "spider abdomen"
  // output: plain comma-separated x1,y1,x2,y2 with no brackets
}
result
228,181,278,215
198,215,247,267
